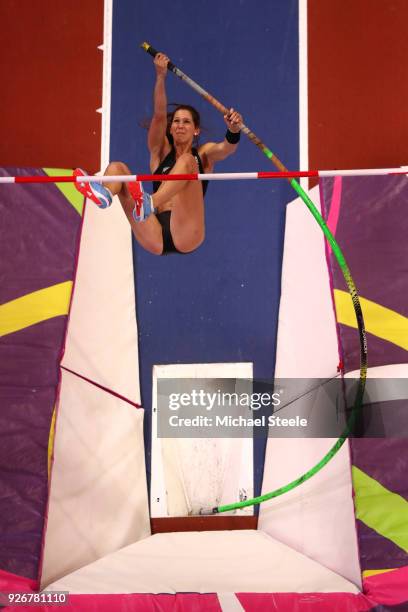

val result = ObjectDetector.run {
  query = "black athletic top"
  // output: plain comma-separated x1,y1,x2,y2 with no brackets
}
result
152,147,209,196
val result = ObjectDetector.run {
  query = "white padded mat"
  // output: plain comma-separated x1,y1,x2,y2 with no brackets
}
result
46,530,360,595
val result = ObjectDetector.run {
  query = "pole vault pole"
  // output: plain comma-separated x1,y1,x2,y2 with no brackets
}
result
140,40,367,380
141,42,368,514
141,42,288,170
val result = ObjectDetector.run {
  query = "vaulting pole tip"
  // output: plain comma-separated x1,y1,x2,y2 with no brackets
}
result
141,41,176,72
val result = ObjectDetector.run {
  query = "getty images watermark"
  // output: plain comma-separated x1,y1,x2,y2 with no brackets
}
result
157,379,311,438
167,389,307,428
157,377,408,438
168,388,282,411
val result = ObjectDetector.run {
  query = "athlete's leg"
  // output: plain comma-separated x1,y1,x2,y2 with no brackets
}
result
151,153,199,210
146,153,205,252
88,155,204,254
169,180,205,252
104,161,163,256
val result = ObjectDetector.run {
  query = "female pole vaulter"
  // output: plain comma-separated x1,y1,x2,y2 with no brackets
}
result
75,52,243,256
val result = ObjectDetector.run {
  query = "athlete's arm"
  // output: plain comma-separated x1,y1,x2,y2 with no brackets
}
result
148,53,171,171
199,109,242,168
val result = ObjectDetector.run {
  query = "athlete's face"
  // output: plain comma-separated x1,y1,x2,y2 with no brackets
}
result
170,109,199,144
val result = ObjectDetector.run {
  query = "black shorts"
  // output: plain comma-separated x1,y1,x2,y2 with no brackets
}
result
156,211,182,255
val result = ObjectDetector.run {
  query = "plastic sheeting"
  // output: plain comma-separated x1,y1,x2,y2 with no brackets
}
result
151,363,253,517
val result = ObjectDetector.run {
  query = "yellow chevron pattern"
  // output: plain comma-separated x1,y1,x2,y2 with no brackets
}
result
43,168,84,215
363,568,399,579
0,281,73,337
353,466,408,552
48,407,57,479
334,290,408,351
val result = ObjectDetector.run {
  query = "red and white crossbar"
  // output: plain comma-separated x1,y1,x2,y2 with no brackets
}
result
1,168,408,184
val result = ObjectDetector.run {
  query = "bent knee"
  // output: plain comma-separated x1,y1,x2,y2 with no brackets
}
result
106,161,131,175
131,227,163,256
173,230,205,253
149,242,164,256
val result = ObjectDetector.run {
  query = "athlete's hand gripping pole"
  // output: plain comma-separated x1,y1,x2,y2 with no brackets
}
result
141,42,284,170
